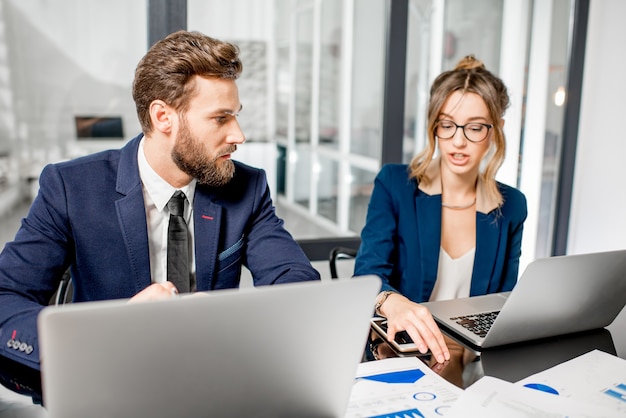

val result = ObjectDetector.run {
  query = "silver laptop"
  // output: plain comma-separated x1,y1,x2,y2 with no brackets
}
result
422,250,626,350
38,276,381,418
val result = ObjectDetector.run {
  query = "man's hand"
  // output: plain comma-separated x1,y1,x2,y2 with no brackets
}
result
129,282,180,303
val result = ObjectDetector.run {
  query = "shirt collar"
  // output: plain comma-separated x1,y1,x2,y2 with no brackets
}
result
137,138,197,212
417,156,499,214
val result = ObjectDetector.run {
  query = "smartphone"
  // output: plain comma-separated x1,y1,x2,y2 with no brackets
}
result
370,317,426,354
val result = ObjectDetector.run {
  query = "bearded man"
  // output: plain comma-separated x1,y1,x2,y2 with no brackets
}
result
0,31,320,374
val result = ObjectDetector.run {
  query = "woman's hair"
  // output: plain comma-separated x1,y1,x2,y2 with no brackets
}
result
408,55,510,205
132,30,242,134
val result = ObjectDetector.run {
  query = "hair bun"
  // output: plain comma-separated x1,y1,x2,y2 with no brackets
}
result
454,55,485,71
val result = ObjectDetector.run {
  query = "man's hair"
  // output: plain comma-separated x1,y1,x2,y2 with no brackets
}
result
132,30,242,134
409,55,510,206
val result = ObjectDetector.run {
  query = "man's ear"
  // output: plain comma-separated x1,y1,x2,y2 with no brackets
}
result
150,100,173,133
500,118,505,128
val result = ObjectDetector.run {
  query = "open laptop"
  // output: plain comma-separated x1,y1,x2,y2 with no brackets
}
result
38,276,381,418
421,250,626,351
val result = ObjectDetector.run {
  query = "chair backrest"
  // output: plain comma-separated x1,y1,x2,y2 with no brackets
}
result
49,269,73,305
329,247,358,279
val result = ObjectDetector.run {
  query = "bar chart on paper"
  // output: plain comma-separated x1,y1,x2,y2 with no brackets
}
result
345,357,462,418
367,408,426,418
603,383,626,403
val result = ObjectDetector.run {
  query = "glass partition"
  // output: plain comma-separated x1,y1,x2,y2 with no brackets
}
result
529,0,572,259
401,0,575,266
0,0,582,265
272,0,385,239
0,0,146,200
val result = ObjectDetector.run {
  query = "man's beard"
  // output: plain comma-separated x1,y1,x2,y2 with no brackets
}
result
171,124,236,187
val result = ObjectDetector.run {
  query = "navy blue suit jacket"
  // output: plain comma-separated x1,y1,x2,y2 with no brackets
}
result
0,134,319,369
354,163,527,303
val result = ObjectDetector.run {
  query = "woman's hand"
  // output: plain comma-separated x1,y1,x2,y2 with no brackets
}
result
427,335,475,387
379,292,451,363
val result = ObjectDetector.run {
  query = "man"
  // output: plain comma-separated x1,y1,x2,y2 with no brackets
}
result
0,30,320,371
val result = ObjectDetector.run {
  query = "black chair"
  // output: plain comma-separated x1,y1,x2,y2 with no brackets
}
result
329,247,358,279
50,269,73,305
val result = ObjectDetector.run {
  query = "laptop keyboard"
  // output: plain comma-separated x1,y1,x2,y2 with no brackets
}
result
450,311,500,338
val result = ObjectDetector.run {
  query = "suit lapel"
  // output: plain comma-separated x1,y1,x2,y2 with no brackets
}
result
471,212,500,295
415,192,442,300
116,190,152,292
192,190,222,290
416,159,502,296
114,135,152,293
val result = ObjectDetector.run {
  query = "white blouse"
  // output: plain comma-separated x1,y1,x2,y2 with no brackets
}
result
428,247,475,301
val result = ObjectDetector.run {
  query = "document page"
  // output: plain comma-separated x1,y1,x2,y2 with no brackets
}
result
345,357,462,418
446,375,616,418
516,349,626,416
446,349,624,418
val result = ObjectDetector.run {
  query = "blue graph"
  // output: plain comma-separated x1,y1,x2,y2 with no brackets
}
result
369,408,425,418
361,368,426,384
523,383,559,395
413,391,436,401
603,382,626,403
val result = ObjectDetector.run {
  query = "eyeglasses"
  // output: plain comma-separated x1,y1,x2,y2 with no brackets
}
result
434,120,493,143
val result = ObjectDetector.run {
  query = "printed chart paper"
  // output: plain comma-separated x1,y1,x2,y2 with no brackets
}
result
345,357,462,418
517,349,626,416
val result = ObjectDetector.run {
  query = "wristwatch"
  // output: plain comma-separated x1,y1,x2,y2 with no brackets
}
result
374,290,395,316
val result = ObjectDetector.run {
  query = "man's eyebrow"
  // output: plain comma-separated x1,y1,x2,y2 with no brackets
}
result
218,104,243,116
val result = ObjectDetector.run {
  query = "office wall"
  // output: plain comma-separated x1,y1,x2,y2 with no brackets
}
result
1,1,277,192
568,0,626,254
4,0,625,251
574,0,626,357
1,0,146,177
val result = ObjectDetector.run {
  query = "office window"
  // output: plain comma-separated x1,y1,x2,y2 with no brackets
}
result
0,0,587,266
188,0,579,261
525,0,573,260
0,0,146,184
272,0,385,238
401,0,576,269
403,0,504,161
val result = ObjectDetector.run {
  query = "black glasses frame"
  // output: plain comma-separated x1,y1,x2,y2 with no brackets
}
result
434,120,493,143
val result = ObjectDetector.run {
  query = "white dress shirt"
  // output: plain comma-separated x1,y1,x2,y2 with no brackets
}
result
137,139,197,284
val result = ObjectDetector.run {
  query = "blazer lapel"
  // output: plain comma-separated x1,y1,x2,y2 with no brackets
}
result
192,189,222,290
116,190,152,292
416,157,503,297
471,212,501,295
115,135,152,293
415,192,442,300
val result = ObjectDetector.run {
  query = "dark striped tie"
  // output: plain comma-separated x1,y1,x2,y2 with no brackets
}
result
167,191,190,293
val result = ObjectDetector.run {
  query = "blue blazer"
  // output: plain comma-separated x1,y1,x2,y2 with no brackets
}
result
0,134,319,369
354,163,527,302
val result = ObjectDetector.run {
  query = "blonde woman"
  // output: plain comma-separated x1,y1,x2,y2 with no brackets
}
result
356,56,527,364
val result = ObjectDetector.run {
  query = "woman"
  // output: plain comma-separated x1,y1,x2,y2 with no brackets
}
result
355,56,527,364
